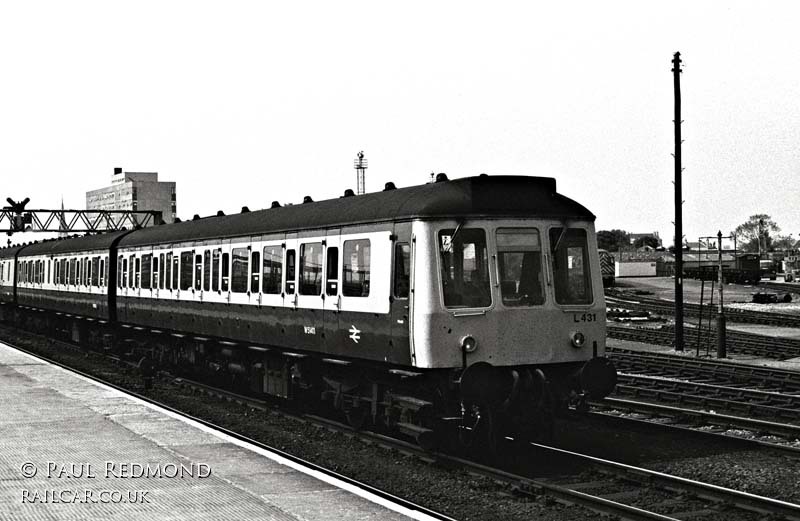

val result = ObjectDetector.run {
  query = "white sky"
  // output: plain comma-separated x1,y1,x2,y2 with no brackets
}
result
2,1,798,247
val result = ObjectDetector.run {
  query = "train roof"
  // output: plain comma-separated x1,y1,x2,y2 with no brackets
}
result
0,244,27,259
0,175,595,255
118,175,593,248
2,231,128,257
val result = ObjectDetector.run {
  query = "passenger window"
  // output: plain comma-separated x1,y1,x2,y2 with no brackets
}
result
152,256,159,289
221,252,230,291
134,257,141,288
285,249,296,294
194,254,202,290
128,255,136,288
342,239,370,297
326,246,338,296
92,256,100,287
121,258,128,288
496,228,544,306
212,250,220,291
99,258,105,287
231,247,248,293
438,228,490,308
179,252,193,290
262,246,282,294
167,253,175,290
158,253,165,289
203,250,211,291
300,242,322,295
141,254,152,289
394,243,410,298
549,228,593,305
251,251,260,293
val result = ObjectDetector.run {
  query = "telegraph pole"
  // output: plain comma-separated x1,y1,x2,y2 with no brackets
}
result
673,52,684,352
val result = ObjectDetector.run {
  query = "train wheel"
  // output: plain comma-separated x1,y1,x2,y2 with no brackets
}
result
345,405,369,430
458,404,503,458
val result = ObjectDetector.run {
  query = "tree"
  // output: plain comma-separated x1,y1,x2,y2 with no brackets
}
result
734,214,780,254
771,234,796,251
597,229,629,251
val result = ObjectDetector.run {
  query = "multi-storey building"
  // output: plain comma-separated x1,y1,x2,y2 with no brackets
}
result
86,168,176,225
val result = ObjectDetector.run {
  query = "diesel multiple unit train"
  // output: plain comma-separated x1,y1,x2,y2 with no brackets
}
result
0,174,616,450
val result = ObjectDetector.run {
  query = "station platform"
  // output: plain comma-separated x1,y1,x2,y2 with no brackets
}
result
0,343,435,521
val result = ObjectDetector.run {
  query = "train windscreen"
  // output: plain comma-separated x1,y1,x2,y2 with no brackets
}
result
549,227,593,305
438,228,491,308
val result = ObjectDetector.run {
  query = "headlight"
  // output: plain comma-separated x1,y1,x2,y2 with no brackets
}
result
571,331,586,348
461,335,478,353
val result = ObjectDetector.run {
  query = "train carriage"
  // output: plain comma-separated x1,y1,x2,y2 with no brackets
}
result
0,174,616,451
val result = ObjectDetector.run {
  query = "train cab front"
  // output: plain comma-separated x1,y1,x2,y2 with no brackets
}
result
413,218,617,443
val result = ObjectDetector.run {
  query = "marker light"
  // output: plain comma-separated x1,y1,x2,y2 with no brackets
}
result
461,335,478,353
571,331,586,348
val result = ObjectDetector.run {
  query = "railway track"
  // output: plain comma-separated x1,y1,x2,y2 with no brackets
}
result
71,348,800,521
2,337,455,521
103,376,800,521
608,348,800,392
606,292,800,328
592,348,800,450
6,332,800,520
608,323,800,359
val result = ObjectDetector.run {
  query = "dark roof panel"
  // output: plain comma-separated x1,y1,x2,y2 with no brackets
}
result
8,231,129,257
119,175,593,248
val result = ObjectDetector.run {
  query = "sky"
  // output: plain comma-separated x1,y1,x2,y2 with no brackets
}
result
1,1,798,248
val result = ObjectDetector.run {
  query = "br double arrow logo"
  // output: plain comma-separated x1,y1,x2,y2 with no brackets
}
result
349,325,361,343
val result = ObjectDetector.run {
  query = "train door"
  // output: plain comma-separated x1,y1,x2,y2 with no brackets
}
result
322,229,342,352
295,234,324,352
390,222,413,364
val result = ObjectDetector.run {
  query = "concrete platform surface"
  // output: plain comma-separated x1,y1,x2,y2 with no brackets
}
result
0,343,434,521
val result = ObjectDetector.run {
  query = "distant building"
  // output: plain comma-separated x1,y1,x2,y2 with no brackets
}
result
86,168,176,225
615,250,666,278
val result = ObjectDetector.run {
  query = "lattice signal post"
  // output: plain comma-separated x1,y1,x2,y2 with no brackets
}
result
354,151,367,195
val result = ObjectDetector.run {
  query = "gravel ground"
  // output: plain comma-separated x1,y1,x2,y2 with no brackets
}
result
3,324,800,520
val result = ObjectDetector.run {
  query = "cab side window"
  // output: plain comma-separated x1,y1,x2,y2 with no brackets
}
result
285,249,296,294
394,243,410,298
326,247,338,296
